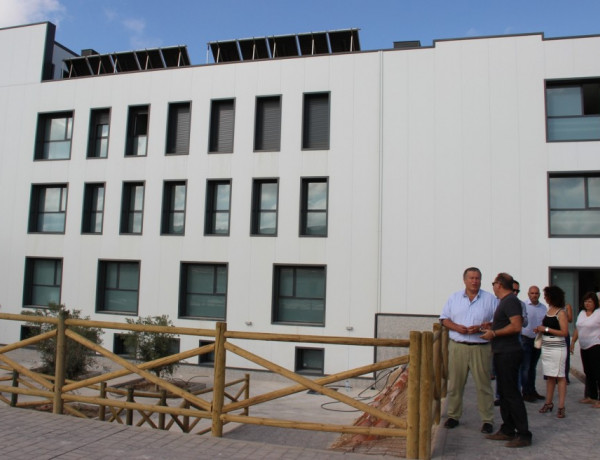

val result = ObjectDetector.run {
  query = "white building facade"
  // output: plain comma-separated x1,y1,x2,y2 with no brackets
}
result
1,22,599,374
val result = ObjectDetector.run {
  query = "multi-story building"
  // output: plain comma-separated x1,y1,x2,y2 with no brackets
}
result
1,22,599,374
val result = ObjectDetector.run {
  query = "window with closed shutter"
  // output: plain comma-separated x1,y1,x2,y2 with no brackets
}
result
254,96,281,151
166,102,191,154
209,99,235,153
302,93,330,150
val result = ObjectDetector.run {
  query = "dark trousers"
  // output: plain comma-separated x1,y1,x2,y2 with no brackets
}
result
520,336,541,395
494,350,532,439
581,344,600,400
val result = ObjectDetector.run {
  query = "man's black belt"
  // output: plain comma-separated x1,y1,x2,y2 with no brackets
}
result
453,341,487,346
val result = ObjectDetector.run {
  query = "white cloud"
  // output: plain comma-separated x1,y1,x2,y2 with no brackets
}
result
123,18,145,35
0,0,65,28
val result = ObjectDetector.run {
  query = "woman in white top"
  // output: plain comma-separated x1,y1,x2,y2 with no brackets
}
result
570,291,600,407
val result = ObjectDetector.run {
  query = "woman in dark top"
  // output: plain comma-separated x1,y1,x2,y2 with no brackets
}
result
535,286,569,418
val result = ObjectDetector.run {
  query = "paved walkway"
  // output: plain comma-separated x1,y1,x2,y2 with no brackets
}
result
1,348,598,459
431,348,600,459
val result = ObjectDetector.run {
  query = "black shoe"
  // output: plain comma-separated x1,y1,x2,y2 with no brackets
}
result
485,430,515,441
523,393,537,403
480,423,493,434
494,399,501,406
444,418,459,429
505,436,532,448
534,392,545,400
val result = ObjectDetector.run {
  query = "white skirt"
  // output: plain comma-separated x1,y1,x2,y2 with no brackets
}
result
541,336,567,378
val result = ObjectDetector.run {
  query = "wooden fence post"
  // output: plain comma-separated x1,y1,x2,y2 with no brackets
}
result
10,370,19,407
126,387,134,425
99,381,106,421
243,373,250,416
406,331,421,459
419,331,433,460
211,322,227,437
53,309,67,415
432,323,442,424
441,326,449,398
158,389,167,430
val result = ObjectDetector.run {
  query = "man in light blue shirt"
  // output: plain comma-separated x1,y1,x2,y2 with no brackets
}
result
520,285,547,401
440,267,498,434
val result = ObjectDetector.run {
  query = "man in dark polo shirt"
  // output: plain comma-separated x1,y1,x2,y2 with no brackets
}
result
480,272,532,448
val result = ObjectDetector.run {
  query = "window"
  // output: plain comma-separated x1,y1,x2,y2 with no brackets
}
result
34,111,73,160
20,325,41,343
29,184,68,233
166,102,191,155
120,182,144,234
23,258,62,307
546,79,600,141
179,263,227,320
302,93,330,150
87,108,110,158
205,180,231,235
209,99,235,153
125,105,149,156
81,183,105,234
254,96,281,151
198,340,215,365
113,334,136,357
273,265,326,325
161,181,186,235
549,173,600,236
96,261,140,314
300,178,328,236
251,179,278,235
295,347,324,375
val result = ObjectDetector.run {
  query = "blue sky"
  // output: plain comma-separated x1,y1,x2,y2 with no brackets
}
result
2,0,600,64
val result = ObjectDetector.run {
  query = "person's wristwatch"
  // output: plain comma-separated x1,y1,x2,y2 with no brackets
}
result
545,327,549,333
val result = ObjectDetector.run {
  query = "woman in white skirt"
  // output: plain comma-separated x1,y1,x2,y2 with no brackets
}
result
535,285,569,418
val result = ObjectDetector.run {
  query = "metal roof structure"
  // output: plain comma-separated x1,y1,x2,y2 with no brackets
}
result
63,45,190,78
208,28,360,63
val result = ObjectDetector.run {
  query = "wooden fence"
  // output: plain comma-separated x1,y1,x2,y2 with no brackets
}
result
0,312,448,459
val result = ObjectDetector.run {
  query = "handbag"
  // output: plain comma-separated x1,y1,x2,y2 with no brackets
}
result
534,332,543,349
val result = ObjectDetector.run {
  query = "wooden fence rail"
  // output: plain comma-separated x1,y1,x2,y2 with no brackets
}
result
0,312,448,459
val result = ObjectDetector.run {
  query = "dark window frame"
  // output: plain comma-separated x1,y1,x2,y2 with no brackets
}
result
302,92,330,150
179,262,228,320
251,178,279,236
208,98,235,153
81,182,105,234
96,260,140,315
548,171,600,237
34,111,74,160
23,257,63,307
28,183,68,234
125,105,150,157
205,179,232,236
272,264,326,326
87,108,111,158
198,340,215,365
120,182,145,234
254,95,282,152
545,78,600,142
161,180,187,235
299,177,328,237
165,101,191,155
295,347,325,375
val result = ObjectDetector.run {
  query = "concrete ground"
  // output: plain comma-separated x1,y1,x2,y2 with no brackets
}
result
1,345,598,459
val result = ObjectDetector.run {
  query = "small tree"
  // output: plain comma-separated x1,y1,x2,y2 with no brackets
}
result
23,303,103,380
124,315,178,379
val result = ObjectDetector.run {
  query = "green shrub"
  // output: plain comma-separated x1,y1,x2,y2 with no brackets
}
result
23,303,103,380
124,315,179,378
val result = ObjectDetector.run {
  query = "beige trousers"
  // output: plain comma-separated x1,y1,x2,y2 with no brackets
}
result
446,340,494,423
